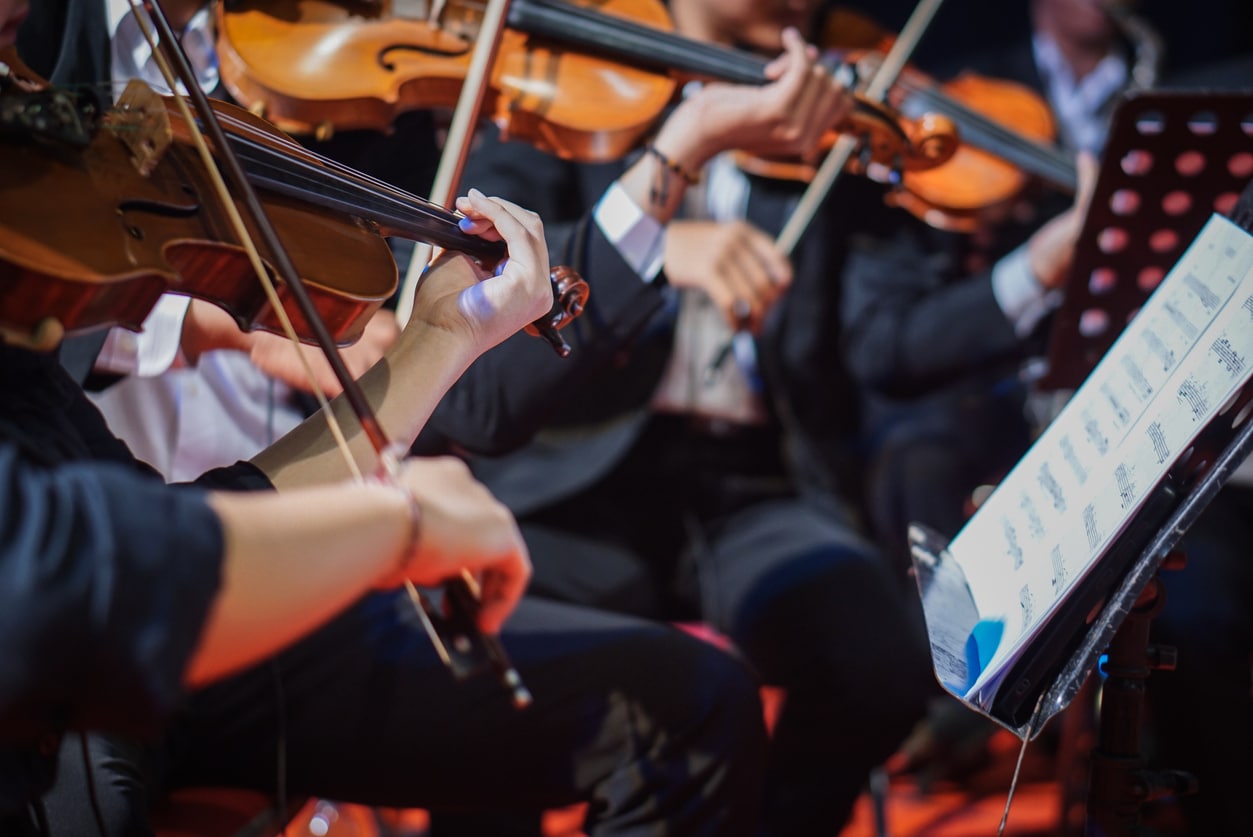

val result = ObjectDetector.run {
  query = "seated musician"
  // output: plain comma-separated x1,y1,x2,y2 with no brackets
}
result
2,1,772,834
409,0,938,832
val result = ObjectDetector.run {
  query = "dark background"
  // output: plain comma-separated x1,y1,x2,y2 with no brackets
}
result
834,0,1253,81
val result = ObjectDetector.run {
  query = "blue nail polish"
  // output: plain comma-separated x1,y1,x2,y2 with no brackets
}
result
458,217,474,231
494,260,508,276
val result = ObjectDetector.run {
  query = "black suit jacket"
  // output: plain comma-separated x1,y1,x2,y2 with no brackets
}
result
417,128,881,513
839,36,1095,400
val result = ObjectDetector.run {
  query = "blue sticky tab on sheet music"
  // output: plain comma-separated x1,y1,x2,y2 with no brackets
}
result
964,618,1005,691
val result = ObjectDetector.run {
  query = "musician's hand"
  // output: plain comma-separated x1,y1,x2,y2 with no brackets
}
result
654,26,853,173
663,220,792,332
181,301,399,396
409,190,551,351
383,456,531,634
249,311,398,396
1029,151,1099,290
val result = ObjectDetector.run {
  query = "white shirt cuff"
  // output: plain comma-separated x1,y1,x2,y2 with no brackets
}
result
991,244,1062,337
95,294,191,376
594,182,666,282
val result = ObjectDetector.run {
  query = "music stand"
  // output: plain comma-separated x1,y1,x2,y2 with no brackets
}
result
909,121,1253,831
1038,89,1253,391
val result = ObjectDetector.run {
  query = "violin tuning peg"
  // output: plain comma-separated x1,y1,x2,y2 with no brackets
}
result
538,326,572,358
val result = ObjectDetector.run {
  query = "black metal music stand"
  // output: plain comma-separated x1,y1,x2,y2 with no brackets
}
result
1038,90,1253,392
909,115,1253,831
910,390,1253,834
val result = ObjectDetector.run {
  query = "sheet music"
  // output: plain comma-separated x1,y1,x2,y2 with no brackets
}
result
945,214,1253,702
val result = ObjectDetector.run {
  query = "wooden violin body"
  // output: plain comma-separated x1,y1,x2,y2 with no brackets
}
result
218,0,676,158
217,0,958,175
819,7,1075,232
0,128,394,348
856,53,1063,232
0,65,518,350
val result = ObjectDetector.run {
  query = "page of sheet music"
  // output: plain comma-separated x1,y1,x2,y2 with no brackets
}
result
945,214,1253,702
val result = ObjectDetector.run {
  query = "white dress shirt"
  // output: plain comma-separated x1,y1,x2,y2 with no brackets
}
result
1032,31,1128,156
988,33,1129,336
593,152,769,426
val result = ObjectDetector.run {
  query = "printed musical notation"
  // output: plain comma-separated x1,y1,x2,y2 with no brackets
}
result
945,214,1253,703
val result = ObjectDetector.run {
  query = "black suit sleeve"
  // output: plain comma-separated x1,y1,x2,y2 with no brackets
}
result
415,131,668,456
0,445,223,743
839,213,1025,398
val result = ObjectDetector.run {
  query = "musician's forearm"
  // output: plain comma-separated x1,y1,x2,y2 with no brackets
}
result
252,319,475,490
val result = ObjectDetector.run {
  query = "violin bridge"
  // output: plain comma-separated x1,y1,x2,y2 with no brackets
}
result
108,80,173,177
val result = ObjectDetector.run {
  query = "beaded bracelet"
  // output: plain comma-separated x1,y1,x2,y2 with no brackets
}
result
369,448,423,572
394,484,423,563
644,144,701,185
644,143,700,206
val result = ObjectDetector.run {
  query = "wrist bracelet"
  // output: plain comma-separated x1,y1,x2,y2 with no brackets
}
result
367,452,423,573
644,143,700,207
644,143,701,185
394,485,423,568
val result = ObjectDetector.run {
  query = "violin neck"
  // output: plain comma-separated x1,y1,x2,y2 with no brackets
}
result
225,129,506,261
510,1,1080,193
508,0,768,86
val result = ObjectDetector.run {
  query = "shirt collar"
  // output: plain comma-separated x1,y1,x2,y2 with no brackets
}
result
109,0,218,96
1032,31,1127,152
1032,31,1127,111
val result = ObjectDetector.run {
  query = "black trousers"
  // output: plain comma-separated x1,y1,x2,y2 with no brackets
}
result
36,595,767,836
860,384,1033,581
515,416,935,835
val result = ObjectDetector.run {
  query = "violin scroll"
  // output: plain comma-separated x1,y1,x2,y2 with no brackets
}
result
0,47,100,147
733,97,959,184
526,264,589,357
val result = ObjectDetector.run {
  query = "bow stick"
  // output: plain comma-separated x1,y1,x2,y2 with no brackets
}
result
395,0,515,329
775,0,947,254
707,0,948,378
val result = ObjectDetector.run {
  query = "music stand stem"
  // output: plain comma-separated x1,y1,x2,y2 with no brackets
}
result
1085,570,1197,836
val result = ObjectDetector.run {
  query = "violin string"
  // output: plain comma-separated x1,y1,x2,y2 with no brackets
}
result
511,0,767,84
218,116,450,209
517,0,1069,192
204,110,485,248
219,132,492,255
126,0,363,481
208,110,451,210
551,0,1074,187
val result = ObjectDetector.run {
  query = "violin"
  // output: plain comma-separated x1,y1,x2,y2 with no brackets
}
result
815,7,1078,232
216,0,958,177
0,18,569,705
0,49,587,354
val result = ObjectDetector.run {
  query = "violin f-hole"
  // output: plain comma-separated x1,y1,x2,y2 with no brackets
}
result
117,198,203,239
378,40,470,71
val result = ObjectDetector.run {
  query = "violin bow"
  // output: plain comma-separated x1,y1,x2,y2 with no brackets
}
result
395,0,515,329
706,0,947,380
131,0,533,708
775,0,947,255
